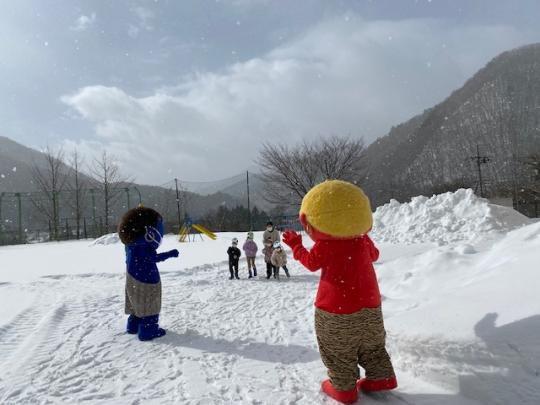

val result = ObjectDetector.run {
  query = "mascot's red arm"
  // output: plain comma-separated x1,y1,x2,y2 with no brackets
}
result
283,230,325,272
364,235,380,262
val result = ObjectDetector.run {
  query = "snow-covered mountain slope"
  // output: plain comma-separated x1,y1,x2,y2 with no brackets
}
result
1,192,539,404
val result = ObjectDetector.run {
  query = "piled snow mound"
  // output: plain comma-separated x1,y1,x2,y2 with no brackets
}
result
371,188,533,244
91,233,120,246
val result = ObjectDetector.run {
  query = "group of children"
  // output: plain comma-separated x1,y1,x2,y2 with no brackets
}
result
226,221,290,280
118,180,397,404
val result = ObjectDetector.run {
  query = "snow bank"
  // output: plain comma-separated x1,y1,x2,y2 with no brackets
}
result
372,188,532,244
91,233,120,245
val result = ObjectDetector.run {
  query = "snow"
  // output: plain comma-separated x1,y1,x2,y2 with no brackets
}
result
372,188,533,245
91,233,120,245
0,190,539,404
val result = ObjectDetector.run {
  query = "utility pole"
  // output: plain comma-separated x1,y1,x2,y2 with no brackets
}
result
246,171,252,231
174,178,182,231
470,144,491,198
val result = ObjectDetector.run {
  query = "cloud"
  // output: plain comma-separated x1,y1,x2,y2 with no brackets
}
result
132,6,155,31
127,24,140,39
71,13,96,31
61,15,533,184
127,6,155,38
222,0,272,7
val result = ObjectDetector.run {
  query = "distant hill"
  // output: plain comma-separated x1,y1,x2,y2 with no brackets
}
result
0,136,93,192
363,43,540,206
0,137,268,237
180,172,270,211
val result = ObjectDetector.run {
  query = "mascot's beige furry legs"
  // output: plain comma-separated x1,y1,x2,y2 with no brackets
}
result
315,307,396,392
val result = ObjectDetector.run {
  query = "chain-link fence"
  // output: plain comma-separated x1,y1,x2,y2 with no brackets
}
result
0,187,141,245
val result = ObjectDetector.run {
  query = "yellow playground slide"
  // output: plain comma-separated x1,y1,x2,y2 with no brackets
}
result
192,224,217,240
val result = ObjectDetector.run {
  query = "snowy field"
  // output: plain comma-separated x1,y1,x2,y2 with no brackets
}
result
1,190,540,404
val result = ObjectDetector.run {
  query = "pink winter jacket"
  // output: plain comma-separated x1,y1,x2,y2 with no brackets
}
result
243,239,258,257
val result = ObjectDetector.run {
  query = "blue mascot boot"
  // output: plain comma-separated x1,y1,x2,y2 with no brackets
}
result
126,315,140,334
138,315,167,341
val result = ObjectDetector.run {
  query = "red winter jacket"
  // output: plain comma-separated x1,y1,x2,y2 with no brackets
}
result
292,235,381,314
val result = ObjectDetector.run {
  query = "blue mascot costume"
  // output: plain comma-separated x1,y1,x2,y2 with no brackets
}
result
118,206,179,341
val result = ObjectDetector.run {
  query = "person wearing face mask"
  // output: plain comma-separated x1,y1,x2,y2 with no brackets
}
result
263,221,280,246
118,206,179,341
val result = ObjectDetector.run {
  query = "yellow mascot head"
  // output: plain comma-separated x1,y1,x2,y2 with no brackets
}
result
299,180,372,240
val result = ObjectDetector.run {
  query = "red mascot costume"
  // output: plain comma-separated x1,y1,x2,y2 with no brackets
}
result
282,180,397,404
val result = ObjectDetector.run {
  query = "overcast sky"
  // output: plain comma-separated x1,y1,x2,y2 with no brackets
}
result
1,0,540,184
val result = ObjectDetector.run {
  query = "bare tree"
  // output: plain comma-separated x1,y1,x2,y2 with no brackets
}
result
258,136,366,206
66,149,87,239
31,146,68,240
90,151,129,233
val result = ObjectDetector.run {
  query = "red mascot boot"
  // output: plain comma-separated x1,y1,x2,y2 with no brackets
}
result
321,380,359,404
357,377,398,392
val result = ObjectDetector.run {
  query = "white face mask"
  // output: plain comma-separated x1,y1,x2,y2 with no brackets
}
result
266,226,273,232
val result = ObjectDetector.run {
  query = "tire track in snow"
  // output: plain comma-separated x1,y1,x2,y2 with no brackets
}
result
0,306,45,364
0,262,409,404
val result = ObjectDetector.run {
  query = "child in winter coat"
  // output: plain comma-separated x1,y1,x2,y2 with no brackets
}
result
227,238,242,280
242,231,258,278
270,241,290,279
118,206,179,342
262,236,276,279
283,180,397,404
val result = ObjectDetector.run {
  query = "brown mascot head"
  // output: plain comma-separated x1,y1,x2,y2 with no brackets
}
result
118,206,162,245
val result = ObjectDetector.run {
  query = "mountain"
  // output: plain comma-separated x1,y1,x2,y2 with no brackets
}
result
363,43,540,206
0,137,268,239
0,136,87,192
180,172,270,211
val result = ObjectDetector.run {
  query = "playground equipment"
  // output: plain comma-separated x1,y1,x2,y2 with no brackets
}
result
179,218,217,242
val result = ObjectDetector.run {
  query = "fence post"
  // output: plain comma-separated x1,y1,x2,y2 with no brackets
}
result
0,192,4,243
124,187,130,209
90,189,97,237
15,193,23,243
83,217,88,239
65,218,70,240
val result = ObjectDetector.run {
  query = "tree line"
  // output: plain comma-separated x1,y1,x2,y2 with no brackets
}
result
30,147,130,241
3,134,538,245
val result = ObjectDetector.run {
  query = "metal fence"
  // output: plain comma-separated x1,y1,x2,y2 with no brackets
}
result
0,187,140,245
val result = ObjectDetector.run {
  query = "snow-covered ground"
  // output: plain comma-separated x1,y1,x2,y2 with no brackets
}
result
1,190,539,404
